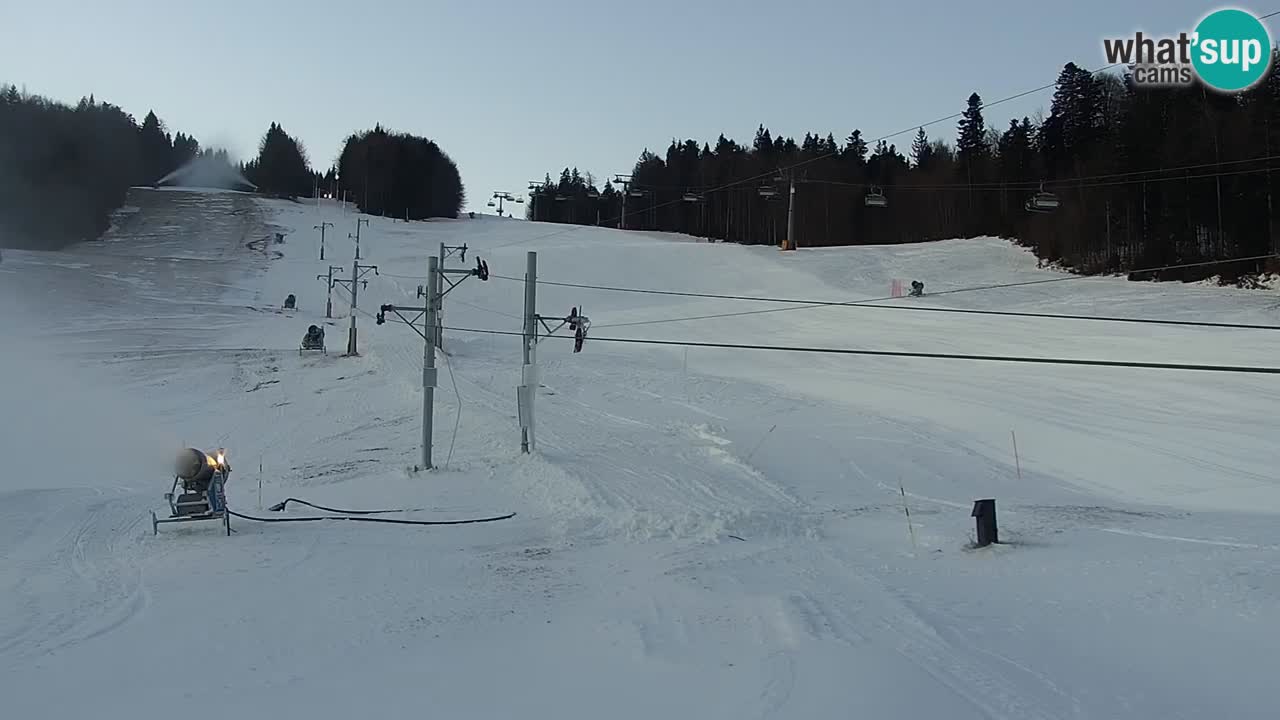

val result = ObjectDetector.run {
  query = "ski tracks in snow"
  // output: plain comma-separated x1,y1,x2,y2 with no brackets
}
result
426,351,818,545
0,490,151,670
673,544,1078,720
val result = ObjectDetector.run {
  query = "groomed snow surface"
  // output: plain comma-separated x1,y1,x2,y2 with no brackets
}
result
2,189,1279,719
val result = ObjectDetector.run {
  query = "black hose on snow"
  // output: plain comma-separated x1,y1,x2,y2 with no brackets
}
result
228,509,516,526
266,498,429,515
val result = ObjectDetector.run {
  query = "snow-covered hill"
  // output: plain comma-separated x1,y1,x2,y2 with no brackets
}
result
2,189,1278,719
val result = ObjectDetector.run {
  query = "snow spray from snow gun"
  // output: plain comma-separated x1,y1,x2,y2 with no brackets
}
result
0,336,182,494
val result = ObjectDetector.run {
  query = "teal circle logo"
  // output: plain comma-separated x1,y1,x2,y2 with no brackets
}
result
1192,8,1273,91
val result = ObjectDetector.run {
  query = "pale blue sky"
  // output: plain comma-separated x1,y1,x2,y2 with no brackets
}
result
1,0,1252,212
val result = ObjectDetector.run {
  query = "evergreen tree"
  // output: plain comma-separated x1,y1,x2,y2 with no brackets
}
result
845,130,868,165
138,110,175,183
956,93,990,167
245,122,313,197
172,132,200,167
336,125,464,219
753,125,773,155
911,127,934,169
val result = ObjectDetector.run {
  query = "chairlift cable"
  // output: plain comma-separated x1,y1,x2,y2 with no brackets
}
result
488,254,1280,331
499,11,1280,250
488,59,1135,250
438,325,1280,375
797,161,1280,193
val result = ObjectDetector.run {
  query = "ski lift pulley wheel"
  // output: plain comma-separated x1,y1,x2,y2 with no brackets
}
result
568,306,591,353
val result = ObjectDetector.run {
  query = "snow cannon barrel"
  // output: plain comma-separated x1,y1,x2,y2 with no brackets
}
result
174,447,217,484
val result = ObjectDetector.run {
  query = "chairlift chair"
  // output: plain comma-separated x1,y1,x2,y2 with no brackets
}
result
682,192,702,202
1025,182,1060,214
865,186,888,208
758,185,778,198
486,200,496,207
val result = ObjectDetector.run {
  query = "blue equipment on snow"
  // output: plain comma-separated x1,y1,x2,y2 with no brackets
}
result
152,447,232,536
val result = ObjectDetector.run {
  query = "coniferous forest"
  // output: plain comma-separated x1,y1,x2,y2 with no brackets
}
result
0,87,207,250
0,86,465,250
336,126,465,221
242,122,315,199
8,54,1280,282
531,58,1280,283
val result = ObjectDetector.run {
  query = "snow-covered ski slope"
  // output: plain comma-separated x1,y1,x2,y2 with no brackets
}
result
3,188,1279,719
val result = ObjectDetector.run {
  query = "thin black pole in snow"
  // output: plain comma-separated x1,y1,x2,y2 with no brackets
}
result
900,479,917,549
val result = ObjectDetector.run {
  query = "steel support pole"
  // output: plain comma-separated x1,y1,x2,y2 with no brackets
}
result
422,256,438,470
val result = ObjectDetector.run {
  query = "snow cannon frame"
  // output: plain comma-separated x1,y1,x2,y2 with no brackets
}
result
152,448,232,536
300,324,327,355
